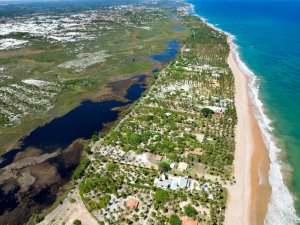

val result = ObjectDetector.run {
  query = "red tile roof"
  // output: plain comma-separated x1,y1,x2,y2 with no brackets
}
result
127,198,139,209
181,217,198,225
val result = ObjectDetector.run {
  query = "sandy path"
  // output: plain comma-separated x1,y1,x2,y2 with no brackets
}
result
225,39,271,225
39,188,98,225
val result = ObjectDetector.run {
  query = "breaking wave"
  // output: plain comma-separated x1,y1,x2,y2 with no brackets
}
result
183,1,300,224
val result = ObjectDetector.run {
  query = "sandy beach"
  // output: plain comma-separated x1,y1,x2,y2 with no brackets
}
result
225,38,272,225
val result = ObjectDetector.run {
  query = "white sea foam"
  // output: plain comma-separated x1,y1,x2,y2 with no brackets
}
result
182,0,300,224
232,41,300,225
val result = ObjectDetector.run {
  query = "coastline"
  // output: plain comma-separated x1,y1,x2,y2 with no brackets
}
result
226,37,271,225
4,1,300,224
182,2,273,222
184,1,300,223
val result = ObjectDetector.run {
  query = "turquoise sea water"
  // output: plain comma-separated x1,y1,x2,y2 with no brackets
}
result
185,0,300,224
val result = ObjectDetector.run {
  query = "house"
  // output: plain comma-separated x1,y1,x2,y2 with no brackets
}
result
178,162,189,172
170,163,176,169
212,72,220,78
154,178,172,190
178,176,189,188
169,175,189,190
181,217,198,225
195,133,204,143
220,98,234,107
203,64,210,69
214,112,221,117
127,198,139,209
154,175,189,190
205,106,224,113
191,148,202,156
154,155,163,161
211,79,219,87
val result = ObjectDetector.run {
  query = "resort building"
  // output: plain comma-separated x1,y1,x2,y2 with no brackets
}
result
154,174,190,190
170,163,176,169
127,198,139,209
204,106,224,113
182,217,199,225
178,162,189,171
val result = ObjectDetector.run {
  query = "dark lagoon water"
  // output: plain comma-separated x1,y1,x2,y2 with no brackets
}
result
150,40,180,63
0,81,146,169
0,38,180,224
0,38,180,169
0,79,147,224
0,38,181,169
173,26,185,31
152,68,160,73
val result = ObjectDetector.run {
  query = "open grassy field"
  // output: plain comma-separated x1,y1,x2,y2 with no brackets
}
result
0,4,188,153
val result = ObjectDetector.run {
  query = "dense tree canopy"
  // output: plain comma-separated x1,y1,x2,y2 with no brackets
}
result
184,204,197,217
154,189,170,205
169,214,181,225
159,161,171,172
201,108,214,118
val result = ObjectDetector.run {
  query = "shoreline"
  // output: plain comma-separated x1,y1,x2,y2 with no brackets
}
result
226,37,271,225
184,2,300,223
181,2,273,222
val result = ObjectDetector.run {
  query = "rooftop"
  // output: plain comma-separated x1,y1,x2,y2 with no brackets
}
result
182,217,198,225
127,198,139,209
154,175,189,190
178,162,189,171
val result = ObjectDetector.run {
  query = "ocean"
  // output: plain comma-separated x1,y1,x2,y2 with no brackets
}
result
184,0,300,224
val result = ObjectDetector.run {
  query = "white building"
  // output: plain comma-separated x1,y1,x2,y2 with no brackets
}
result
178,162,189,172
154,174,190,190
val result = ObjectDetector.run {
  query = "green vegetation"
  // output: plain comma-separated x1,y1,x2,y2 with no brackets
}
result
89,194,111,210
159,161,171,172
169,214,181,225
184,204,197,217
0,3,188,153
76,4,236,225
201,108,214,118
105,162,119,172
92,134,99,142
73,219,81,225
84,146,92,155
80,174,122,195
72,157,90,180
154,189,170,205
69,198,76,203
32,214,44,224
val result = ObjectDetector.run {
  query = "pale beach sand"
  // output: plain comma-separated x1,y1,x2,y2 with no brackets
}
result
225,38,271,225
